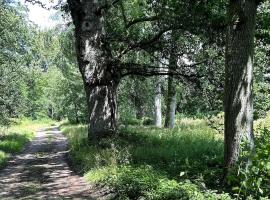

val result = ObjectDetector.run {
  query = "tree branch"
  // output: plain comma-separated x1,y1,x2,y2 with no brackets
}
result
125,16,159,29
118,26,173,58
25,0,63,10
119,62,202,81
96,0,121,13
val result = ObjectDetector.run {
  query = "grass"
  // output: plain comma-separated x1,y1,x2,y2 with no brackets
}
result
0,118,55,167
62,118,231,199
254,111,270,131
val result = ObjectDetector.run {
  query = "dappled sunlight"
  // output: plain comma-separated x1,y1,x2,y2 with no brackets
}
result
62,122,224,191
0,127,100,199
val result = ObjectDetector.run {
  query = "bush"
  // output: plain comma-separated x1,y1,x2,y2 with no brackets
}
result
120,117,141,126
207,112,224,134
85,165,231,200
227,125,270,199
141,117,154,126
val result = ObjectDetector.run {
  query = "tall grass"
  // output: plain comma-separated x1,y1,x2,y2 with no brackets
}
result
0,118,55,167
62,119,231,199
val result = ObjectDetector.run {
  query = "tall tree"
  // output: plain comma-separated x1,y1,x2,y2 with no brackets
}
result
65,0,227,139
224,0,259,175
165,31,178,128
0,2,30,125
67,0,120,139
154,75,162,127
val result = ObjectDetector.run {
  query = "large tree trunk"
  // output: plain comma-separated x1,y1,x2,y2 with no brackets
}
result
224,0,257,175
154,76,162,127
165,31,178,129
68,0,118,140
86,84,118,139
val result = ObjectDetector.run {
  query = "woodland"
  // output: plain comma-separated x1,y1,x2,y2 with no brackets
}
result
1,0,270,199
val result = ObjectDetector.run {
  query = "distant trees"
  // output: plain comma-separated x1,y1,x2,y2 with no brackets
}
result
0,2,87,126
0,2,31,125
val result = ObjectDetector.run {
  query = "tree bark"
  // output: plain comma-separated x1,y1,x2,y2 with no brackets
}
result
154,76,162,127
134,80,145,120
224,0,257,175
135,103,144,119
85,84,118,139
164,77,177,128
68,0,119,140
165,31,178,129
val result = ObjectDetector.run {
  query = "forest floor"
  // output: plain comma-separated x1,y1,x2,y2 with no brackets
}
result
0,126,109,200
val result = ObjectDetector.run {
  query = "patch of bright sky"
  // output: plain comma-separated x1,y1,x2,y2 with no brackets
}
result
19,0,60,29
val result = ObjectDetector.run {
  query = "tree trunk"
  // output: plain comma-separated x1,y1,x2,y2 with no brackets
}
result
68,0,119,140
135,105,144,119
224,0,257,175
154,76,162,127
86,84,118,139
164,77,177,128
165,31,178,129
134,80,145,120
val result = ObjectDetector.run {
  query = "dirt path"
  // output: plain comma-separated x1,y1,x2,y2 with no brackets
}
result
0,127,109,200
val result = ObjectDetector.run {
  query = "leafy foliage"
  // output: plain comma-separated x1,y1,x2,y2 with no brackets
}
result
0,2,87,125
227,114,270,199
0,2,30,125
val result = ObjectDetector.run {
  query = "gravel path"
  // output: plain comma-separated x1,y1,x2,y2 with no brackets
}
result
0,127,109,200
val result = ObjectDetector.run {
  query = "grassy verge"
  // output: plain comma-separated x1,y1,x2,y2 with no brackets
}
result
61,119,231,199
0,118,55,167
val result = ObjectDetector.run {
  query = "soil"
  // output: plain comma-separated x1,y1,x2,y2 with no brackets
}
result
0,127,112,200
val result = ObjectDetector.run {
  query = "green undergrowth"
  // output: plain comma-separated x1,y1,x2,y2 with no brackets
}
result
62,119,231,199
0,118,55,167
226,113,270,199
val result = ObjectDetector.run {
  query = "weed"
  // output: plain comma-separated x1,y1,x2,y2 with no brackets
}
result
0,118,55,167
62,118,230,199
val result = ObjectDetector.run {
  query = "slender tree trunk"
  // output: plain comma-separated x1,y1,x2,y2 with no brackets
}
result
134,80,145,120
154,76,162,127
224,0,257,176
74,104,79,124
165,77,177,128
68,0,119,140
48,105,53,119
135,104,144,119
165,31,178,128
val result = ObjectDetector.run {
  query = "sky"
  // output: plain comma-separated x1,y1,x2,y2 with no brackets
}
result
20,0,59,29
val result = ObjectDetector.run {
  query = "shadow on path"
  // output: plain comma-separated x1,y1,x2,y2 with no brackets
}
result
0,127,109,200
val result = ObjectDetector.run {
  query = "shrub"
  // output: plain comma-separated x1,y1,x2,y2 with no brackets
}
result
62,120,230,199
227,126,270,199
120,116,141,126
141,117,154,126
85,165,231,200
207,112,224,134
